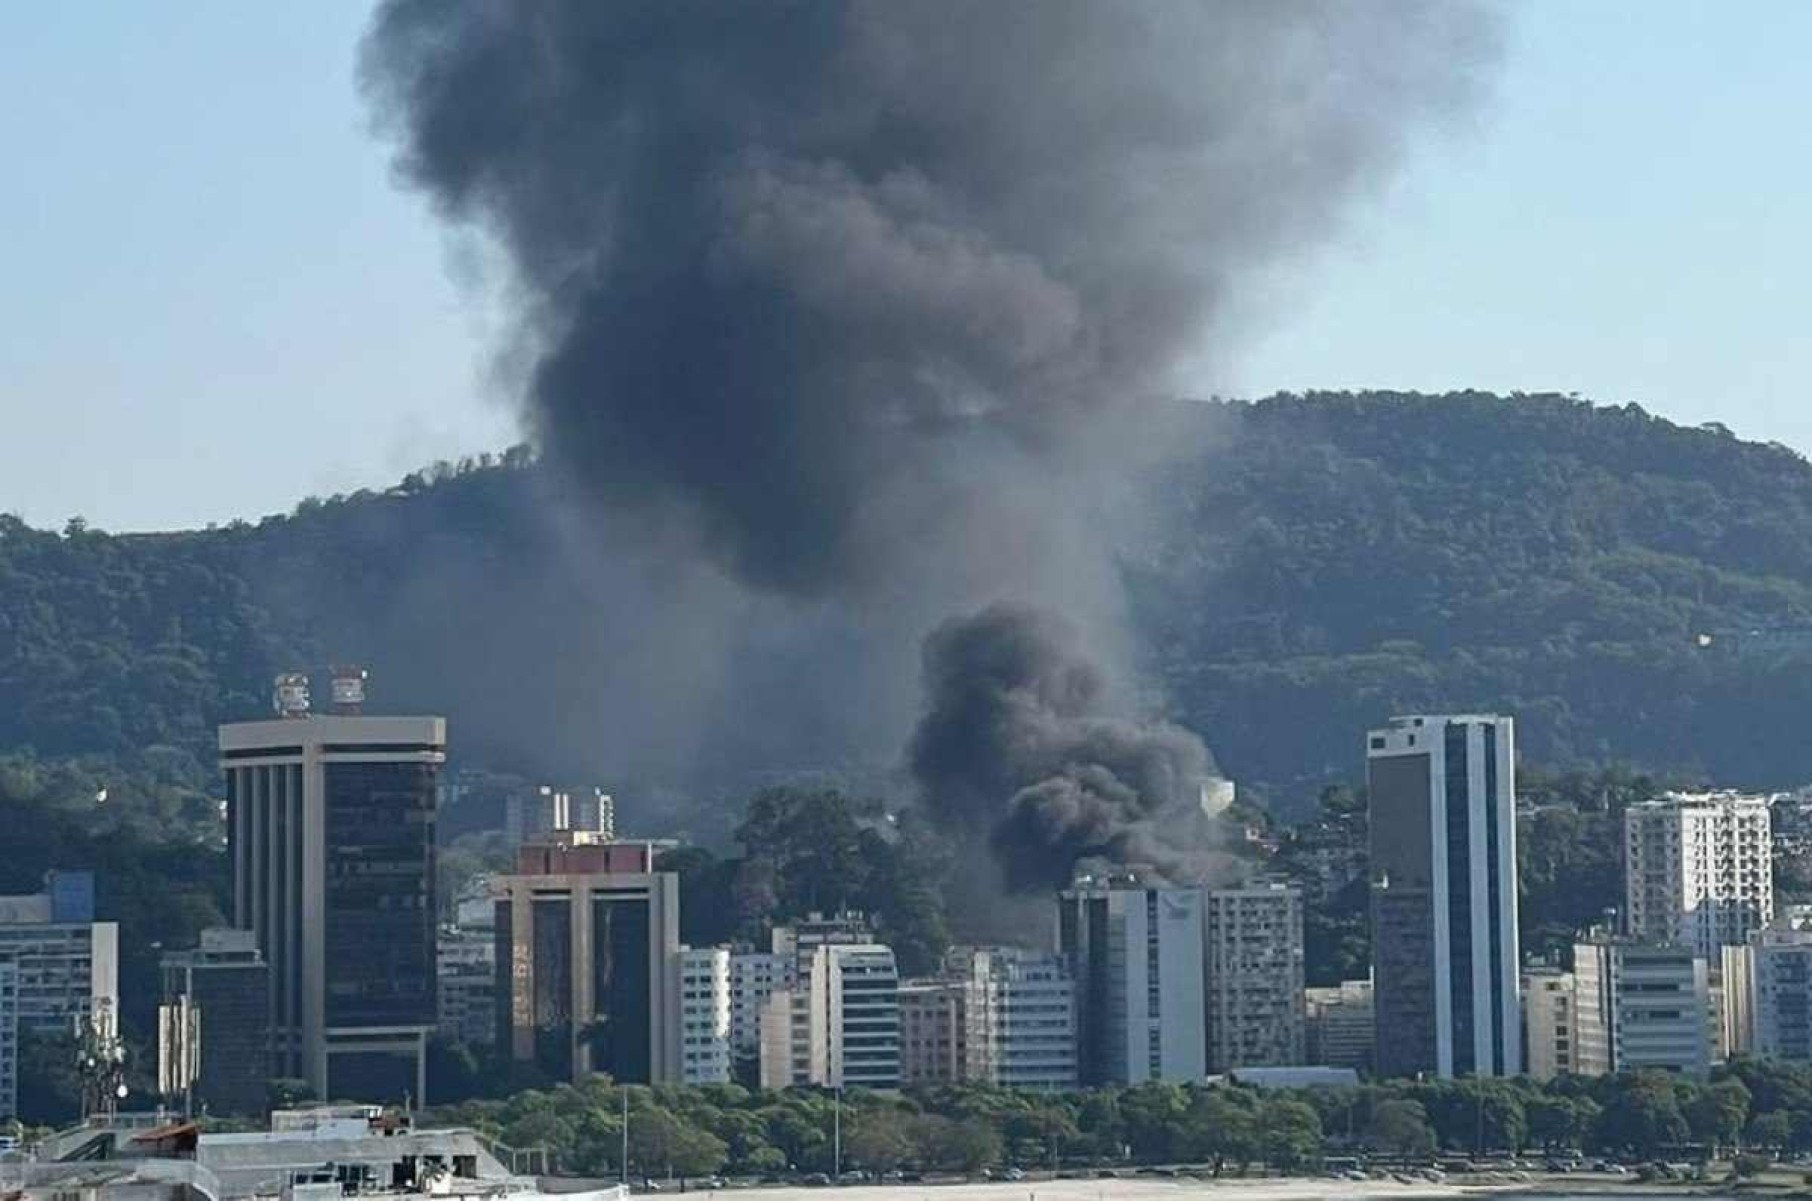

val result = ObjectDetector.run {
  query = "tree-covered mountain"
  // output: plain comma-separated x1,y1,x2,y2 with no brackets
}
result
7,392,1812,825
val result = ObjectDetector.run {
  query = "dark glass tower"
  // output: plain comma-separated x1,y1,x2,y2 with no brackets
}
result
222,710,443,1102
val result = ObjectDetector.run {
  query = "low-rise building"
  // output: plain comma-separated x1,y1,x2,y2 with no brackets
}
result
1574,937,1710,1077
898,979,966,1085
1750,928,1812,1062
1304,979,1373,1073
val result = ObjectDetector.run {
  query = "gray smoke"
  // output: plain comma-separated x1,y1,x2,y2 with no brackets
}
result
360,1,1494,885
910,603,1223,891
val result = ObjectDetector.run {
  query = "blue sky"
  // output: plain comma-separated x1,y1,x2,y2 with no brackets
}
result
3,3,1810,532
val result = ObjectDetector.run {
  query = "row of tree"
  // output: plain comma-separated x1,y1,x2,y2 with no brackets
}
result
422,1059,1812,1181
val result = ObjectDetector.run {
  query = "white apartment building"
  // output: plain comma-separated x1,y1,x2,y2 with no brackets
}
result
1204,883,1305,1071
0,872,120,1038
1574,938,1710,1077
677,947,732,1085
963,949,1077,1090
1625,792,1774,960
1521,968,1577,1080
1058,883,1206,1084
1304,979,1374,1072
818,944,901,1089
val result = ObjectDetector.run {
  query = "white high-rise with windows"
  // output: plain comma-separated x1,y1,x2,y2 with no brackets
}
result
1625,792,1774,960
676,947,732,1084
0,959,17,1121
963,949,1077,1089
1058,882,1207,1084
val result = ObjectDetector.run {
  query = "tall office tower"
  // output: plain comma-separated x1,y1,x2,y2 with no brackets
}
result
0,871,120,1050
898,979,966,1085
0,960,16,1121
676,946,732,1085
506,786,615,849
493,839,682,1084
1573,936,1710,1077
1367,715,1520,1079
811,943,901,1089
1203,882,1305,1071
1625,792,1774,959
221,677,442,1103
1748,928,1812,1062
1520,968,1577,1080
158,928,271,1117
962,948,1078,1090
1058,881,1207,1084
1304,979,1374,1072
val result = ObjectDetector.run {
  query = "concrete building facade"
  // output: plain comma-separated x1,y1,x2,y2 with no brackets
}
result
1367,715,1521,1078
0,871,120,1038
493,841,682,1085
963,949,1077,1090
221,710,443,1102
1574,938,1710,1077
436,924,496,1048
677,947,732,1085
1058,882,1206,1084
0,960,16,1121
1750,928,1812,1062
816,944,901,1090
1625,793,1774,960
1521,967,1577,1080
1304,979,1374,1073
1203,883,1305,1072
898,979,966,1086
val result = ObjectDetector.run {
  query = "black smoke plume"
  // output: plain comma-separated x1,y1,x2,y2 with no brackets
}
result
361,2,1494,886
910,603,1224,892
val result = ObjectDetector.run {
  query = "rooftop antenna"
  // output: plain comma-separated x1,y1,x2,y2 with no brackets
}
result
273,672,311,719
330,665,368,714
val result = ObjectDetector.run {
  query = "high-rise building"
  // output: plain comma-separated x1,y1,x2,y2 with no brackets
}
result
1304,979,1374,1073
506,787,615,849
899,979,966,1086
814,944,901,1090
1625,793,1774,960
1748,928,1812,1062
962,948,1077,1090
1521,967,1577,1080
1058,881,1206,1084
1574,936,1710,1077
1366,715,1520,1078
492,840,682,1085
773,913,875,1088
677,947,732,1085
221,694,443,1103
0,959,17,1121
0,871,120,1047
158,928,271,1117
1203,883,1305,1071
1720,943,1755,1058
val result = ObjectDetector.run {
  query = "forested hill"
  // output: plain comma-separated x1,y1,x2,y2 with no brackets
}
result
7,392,1812,820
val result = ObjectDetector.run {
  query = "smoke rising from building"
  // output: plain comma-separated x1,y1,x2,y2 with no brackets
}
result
360,1,1494,888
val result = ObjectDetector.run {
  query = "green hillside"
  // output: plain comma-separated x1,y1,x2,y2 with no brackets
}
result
6,392,1812,820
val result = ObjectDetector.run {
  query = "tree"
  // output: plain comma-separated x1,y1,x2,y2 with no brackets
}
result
1259,1099,1323,1170
1685,1078,1750,1156
911,1114,1002,1173
1597,1073,1689,1158
1366,1100,1436,1158
842,1110,915,1171
628,1105,727,1178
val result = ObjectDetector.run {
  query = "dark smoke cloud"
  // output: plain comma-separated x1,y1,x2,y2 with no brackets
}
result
360,1,1495,888
910,603,1223,892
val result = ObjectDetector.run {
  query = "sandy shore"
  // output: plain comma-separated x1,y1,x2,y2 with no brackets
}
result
712,1177,1540,1201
